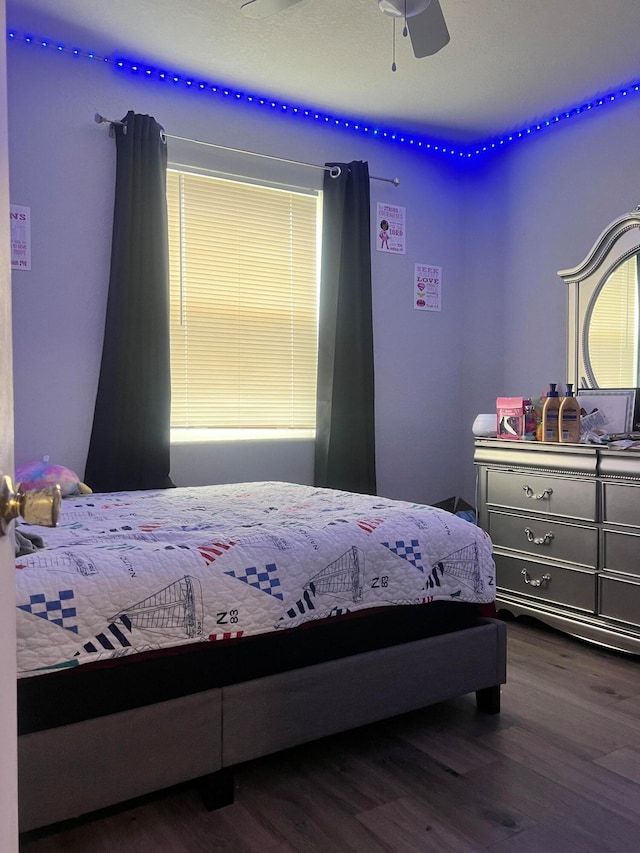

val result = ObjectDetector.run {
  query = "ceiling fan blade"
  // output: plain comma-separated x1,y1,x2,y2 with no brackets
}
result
240,0,303,19
407,0,450,57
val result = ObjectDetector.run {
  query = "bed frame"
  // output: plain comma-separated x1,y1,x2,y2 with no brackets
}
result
18,616,506,832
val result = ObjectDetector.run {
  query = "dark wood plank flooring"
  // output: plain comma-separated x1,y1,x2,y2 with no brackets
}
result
19,617,640,852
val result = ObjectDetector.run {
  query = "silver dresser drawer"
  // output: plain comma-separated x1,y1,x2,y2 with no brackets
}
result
602,529,640,577
496,553,596,612
488,510,597,568
602,482,640,528
486,469,596,521
599,575,640,624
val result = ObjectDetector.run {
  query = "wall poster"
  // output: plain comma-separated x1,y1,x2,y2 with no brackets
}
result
10,204,31,270
414,263,442,311
376,202,405,254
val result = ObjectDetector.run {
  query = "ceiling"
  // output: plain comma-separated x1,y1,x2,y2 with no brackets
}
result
7,0,640,144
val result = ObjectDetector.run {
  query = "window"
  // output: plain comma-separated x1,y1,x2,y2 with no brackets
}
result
588,255,639,386
167,169,320,441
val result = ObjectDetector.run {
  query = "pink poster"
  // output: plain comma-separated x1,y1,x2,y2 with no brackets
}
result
376,202,405,254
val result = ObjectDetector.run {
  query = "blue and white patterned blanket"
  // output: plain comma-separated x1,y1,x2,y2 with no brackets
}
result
15,482,495,677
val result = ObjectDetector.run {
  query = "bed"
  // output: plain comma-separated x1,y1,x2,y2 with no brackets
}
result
15,481,506,832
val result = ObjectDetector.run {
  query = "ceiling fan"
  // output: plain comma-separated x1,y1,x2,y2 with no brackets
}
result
240,0,450,62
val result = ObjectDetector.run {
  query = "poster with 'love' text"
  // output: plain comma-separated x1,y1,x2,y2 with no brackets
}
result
414,264,441,311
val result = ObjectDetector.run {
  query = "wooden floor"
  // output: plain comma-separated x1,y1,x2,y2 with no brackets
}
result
19,617,640,852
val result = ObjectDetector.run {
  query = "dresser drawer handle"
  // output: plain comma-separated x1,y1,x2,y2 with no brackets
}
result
524,527,554,546
522,485,553,501
521,568,552,588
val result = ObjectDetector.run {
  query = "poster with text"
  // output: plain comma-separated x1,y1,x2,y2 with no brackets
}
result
10,204,31,270
414,264,441,311
376,203,405,254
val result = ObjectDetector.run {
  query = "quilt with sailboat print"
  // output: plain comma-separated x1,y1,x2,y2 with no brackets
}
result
15,481,495,677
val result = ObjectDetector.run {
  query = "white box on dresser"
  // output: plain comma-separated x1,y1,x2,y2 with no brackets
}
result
475,438,640,655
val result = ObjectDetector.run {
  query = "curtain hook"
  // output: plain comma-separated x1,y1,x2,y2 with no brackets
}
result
329,165,341,179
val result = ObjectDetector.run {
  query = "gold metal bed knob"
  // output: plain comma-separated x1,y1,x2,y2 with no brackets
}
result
0,474,61,535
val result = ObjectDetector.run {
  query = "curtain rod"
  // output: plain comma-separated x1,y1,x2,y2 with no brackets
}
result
94,113,400,186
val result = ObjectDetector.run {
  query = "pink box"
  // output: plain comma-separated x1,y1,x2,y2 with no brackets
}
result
496,397,525,440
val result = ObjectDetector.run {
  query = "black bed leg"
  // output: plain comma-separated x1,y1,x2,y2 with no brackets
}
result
199,767,235,810
476,684,501,714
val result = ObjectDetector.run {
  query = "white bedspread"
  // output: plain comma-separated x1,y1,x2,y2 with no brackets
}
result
15,482,495,676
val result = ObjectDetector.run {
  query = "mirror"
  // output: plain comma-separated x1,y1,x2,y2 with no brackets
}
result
585,253,639,387
558,208,640,389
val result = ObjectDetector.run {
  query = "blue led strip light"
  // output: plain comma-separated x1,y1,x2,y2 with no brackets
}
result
8,29,640,160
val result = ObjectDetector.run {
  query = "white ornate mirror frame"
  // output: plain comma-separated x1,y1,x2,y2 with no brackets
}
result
558,208,640,390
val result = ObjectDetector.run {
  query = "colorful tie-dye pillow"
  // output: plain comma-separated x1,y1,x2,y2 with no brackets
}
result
15,461,92,496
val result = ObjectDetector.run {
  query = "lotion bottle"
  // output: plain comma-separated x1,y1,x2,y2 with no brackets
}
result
542,383,560,442
559,383,581,443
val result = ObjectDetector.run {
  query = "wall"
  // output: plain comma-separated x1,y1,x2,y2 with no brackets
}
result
7,38,472,505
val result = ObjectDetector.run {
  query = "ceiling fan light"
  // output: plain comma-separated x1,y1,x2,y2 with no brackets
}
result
377,0,431,19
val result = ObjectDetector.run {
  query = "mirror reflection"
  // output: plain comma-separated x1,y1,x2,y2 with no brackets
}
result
584,253,639,388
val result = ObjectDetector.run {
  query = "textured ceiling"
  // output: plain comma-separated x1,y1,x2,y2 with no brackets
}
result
7,0,640,143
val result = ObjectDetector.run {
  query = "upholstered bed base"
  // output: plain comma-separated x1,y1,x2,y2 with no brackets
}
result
18,617,506,832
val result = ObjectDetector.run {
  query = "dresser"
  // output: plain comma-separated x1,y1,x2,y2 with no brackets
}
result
475,438,640,654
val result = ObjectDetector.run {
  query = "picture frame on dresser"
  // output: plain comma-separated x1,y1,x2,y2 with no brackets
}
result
577,388,640,434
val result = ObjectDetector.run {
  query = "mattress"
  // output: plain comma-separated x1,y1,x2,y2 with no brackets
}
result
18,601,489,734
16,481,496,678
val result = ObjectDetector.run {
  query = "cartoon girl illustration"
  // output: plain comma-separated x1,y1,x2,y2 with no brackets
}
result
379,219,390,249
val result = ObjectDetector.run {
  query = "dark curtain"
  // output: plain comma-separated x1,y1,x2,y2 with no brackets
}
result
314,161,377,495
85,111,174,492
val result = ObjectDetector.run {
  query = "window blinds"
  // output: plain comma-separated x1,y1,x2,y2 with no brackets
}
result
167,169,319,431
588,256,638,387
